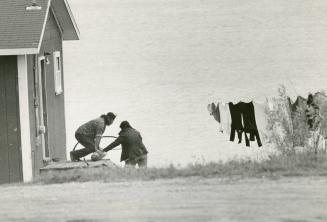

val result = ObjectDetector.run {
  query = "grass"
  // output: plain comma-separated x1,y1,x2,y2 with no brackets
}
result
37,151,327,184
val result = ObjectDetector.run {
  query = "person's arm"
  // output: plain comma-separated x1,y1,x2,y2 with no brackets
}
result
94,136,102,151
94,119,106,151
103,136,124,152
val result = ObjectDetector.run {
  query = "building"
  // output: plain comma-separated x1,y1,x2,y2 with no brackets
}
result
0,0,79,184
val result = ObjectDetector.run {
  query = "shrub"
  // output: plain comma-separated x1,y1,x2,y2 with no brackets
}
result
265,85,294,154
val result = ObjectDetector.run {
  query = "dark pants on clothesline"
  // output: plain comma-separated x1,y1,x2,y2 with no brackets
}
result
71,133,95,159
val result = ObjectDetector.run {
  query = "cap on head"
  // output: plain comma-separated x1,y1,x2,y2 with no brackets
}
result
120,120,131,129
106,112,117,120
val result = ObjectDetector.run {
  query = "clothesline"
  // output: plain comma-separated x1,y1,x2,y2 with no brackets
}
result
208,92,327,150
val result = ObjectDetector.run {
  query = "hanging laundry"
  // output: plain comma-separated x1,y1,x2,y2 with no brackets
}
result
212,103,221,123
252,96,293,148
229,102,244,144
207,103,216,115
219,103,231,134
208,90,326,151
253,101,270,144
207,102,222,133
240,102,262,147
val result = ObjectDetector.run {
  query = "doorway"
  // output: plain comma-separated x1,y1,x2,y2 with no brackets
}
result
0,56,23,184
36,56,50,160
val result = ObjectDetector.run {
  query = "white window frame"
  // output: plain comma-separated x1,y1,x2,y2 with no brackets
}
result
53,51,63,95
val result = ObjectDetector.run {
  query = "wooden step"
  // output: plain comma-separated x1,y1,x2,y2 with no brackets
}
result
40,159,118,173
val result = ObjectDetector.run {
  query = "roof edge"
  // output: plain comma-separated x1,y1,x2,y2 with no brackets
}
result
63,0,80,39
37,0,52,53
0,48,38,56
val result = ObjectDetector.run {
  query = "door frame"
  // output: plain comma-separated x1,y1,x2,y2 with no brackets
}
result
17,55,33,182
37,56,50,160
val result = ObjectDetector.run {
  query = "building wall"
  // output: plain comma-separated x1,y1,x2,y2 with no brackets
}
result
0,56,23,184
26,54,42,178
27,9,66,176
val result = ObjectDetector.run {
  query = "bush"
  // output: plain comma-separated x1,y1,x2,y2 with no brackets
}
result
265,85,294,154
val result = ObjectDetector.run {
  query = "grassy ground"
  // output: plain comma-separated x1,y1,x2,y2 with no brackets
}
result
37,152,327,184
1,177,326,222
1,153,326,222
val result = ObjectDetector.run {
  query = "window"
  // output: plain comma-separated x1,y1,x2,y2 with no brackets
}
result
53,51,63,95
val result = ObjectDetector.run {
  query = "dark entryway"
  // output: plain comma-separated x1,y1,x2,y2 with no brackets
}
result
0,56,23,184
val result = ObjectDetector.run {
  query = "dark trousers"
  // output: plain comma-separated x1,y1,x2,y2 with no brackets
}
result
71,133,95,159
125,155,148,168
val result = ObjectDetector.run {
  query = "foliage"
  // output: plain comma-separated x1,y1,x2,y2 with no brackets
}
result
291,102,309,148
315,92,327,138
266,86,327,156
265,85,294,154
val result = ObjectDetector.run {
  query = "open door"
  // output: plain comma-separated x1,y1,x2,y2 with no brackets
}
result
0,56,23,184
34,56,50,162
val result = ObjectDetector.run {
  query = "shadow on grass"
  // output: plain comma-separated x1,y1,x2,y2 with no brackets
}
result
37,152,327,184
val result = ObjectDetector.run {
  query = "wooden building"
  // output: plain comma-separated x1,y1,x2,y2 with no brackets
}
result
0,0,79,184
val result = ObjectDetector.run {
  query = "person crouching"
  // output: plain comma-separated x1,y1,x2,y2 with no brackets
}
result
70,112,116,161
103,121,148,168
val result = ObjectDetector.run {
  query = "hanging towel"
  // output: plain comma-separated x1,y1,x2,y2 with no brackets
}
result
253,102,270,144
219,103,231,135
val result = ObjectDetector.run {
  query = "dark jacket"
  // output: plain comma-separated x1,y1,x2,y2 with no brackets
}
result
104,127,148,162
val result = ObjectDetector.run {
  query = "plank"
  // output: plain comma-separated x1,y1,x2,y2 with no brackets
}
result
40,159,118,173
0,57,10,184
5,56,22,183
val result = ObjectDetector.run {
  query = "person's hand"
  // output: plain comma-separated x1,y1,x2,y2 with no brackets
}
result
98,149,107,155
91,149,107,161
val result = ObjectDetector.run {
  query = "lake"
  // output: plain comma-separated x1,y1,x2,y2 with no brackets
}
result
63,0,327,166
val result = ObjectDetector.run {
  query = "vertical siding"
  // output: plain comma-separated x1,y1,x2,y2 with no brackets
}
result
27,9,67,176
39,9,67,161
0,58,10,184
5,56,22,183
0,56,22,184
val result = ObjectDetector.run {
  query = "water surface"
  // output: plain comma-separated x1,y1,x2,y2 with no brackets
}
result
63,0,327,166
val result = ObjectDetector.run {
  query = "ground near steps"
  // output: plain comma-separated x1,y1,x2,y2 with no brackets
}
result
0,177,326,222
